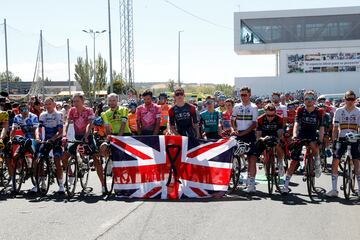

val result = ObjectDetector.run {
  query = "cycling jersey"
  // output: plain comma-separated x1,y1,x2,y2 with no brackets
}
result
221,110,232,131
103,106,131,135
333,106,360,138
231,102,258,131
39,110,63,140
67,107,94,137
128,112,137,133
200,110,221,133
12,112,39,139
257,114,283,137
169,103,198,137
136,103,161,131
295,106,324,139
275,104,287,118
0,111,9,131
159,104,170,128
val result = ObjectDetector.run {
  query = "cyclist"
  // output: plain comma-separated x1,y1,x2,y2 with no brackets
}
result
158,93,170,135
220,98,234,136
136,90,161,135
0,96,9,170
317,103,332,158
272,92,287,128
216,95,226,113
169,87,200,138
255,98,265,116
231,86,258,193
281,90,325,194
62,94,105,194
256,103,285,176
326,90,360,198
200,96,221,139
128,101,138,135
35,97,64,193
99,93,132,159
9,102,39,192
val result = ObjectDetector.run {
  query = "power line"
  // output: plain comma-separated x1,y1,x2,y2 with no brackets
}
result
162,0,233,31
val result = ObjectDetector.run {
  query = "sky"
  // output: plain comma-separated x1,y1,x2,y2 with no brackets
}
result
1,0,360,85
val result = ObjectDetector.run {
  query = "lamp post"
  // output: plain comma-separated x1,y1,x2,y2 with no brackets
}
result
177,30,184,87
82,29,106,102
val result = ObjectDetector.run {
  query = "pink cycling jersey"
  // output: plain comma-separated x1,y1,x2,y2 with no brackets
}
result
136,103,161,131
67,107,94,136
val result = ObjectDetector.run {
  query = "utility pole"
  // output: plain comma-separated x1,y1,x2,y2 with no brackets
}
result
67,38,71,96
40,30,45,98
4,19,9,92
108,0,113,93
86,45,90,97
82,29,106,102
177,30,183,87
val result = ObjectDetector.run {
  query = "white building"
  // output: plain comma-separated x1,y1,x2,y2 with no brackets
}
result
234,7,360,96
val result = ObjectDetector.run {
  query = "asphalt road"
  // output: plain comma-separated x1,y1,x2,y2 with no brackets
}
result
1,164,359,240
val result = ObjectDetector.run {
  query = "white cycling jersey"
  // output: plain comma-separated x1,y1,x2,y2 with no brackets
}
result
231,102,258,131
333,106,360,138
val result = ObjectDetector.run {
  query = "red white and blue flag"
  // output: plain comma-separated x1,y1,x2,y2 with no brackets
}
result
110,135,236,199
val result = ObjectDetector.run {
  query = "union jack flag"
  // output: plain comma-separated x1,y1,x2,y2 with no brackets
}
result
110,135,236,199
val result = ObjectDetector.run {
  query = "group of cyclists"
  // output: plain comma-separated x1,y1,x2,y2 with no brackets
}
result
0,86,359,200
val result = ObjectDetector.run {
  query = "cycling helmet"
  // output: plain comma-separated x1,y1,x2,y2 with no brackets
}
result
218,95,226,101
93,116,104,126
255,98,263,104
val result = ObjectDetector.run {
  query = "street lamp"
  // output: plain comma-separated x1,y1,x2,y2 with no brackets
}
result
178,30,184,87
82,29,106,102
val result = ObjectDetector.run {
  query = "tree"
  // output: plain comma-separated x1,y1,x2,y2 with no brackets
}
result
74,56,93,98
0,71,22,82
214,84,234,97
167,79,176,92
111,70,127,95
95,54,107,91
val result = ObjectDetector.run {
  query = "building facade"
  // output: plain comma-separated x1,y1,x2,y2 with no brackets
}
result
234,7,360,96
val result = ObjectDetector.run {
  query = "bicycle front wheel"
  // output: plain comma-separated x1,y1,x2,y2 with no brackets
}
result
79,157,90,190
104,157,114,195
306,156,316,201
12,158,26,194
227,155,241,194
266,156,274,195
35,158,51,197
343,156,352,200
65,157,78,198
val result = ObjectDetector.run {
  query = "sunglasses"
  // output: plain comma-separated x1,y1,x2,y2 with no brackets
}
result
206,101,214,105
304,96,315,101
266,114,275,118
345,98,356,101
287,105,295,109
175,92,184,97
240,94,248,97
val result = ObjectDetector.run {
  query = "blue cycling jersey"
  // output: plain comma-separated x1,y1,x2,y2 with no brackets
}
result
12,112,39,139
39,111,63,140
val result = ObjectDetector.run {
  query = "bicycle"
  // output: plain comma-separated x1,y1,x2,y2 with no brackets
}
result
35,141,59,197
299,138,320,201
261,136,281,195
65,140,92,198
227,139,249,194
11,136,36,194
339,133,360,200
